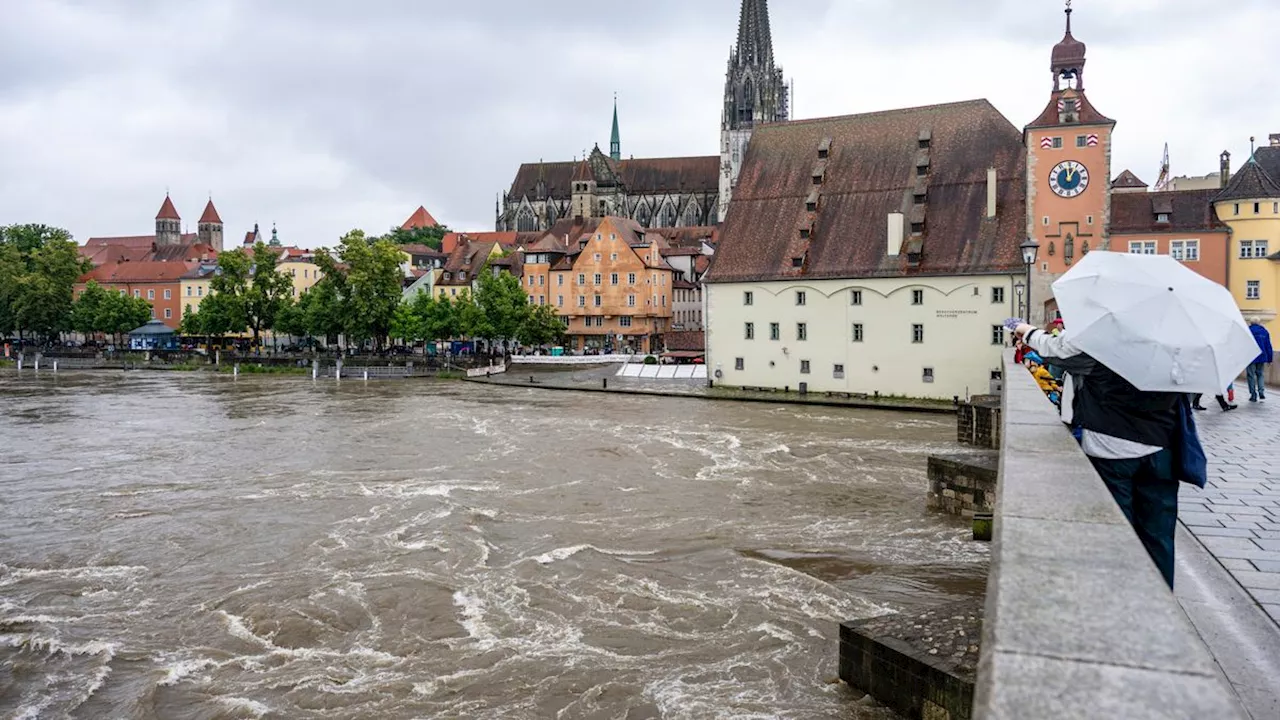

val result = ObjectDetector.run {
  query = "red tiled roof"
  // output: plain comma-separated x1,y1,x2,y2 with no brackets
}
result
664,330,705,351
1110,189,1229,234
1216,149,1280,202
150,243,217,262
199,199,223,224
1026,89,1114,130
156,194,180,220
439,241,499,286
1111,169,1148,190
80,260,197,284
441,231,518,255
402,206,440,229
646,226,718,248
707,99,1027,283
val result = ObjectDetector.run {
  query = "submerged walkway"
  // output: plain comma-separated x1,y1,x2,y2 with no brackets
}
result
1177,400,1280,719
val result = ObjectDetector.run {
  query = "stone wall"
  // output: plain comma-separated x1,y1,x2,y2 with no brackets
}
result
957,396,1000,448
927,454,998,518
973,350,1245,719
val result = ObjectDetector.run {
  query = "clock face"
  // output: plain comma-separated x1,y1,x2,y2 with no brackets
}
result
1049,161,1090,198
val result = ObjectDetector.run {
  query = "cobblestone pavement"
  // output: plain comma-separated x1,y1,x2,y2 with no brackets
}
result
1181,397,1280,626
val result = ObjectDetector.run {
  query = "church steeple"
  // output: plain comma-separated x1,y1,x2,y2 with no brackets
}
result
610,95,621,161
1051,0,1087,91
720,0,787,222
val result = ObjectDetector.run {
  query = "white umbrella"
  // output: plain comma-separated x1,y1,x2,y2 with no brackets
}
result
1051,251,1258,394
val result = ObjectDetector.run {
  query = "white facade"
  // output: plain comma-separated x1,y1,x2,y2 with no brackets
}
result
706,274,1022,400
719,128,752,222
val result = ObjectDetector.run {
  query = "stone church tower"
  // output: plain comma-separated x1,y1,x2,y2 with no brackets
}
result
197,198,224,252
719,0,789,222
155,194,182,246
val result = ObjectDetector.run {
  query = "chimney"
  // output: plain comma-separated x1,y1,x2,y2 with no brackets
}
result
887,212,905,256
1271,133,1280,148
986,167,998,219
1220,151,1232,188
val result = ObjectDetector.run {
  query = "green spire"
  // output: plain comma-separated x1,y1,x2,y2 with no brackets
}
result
610,94,621,161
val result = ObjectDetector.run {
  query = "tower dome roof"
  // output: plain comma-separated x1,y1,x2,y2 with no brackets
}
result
1051,7,1086,70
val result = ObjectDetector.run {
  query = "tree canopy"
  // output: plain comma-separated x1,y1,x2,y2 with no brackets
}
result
378,224,450,251
0,224,89,341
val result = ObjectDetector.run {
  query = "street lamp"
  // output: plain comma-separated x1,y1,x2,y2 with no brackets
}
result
1014,280,1026,318
1019,238,1040,322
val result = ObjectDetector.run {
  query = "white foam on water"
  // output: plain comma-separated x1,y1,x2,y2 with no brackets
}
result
452,590,498,650
157,657,218,686
217,696,270,718
528,544,661,565
0,563,148,588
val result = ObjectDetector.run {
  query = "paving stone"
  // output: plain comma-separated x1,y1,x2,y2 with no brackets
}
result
1249,589,1280,605
1266,605,1280,626
1190,527,1260,539
1181,511,1224,528
1253,538,1280,552
1199,536,1266,552
1230,571,1280,591
1219,558,1256,571
1220,505,1275,517
1219,519,1262,530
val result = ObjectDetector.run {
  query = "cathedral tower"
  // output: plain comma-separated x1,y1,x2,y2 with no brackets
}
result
197,198,224,252
610,98,621,161
155,193,182,246
1025,2,1114,321
719,0,788,222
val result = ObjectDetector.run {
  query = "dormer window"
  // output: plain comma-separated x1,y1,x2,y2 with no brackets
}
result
818,137,832,160
799,228,810,239
910,222,925,235
1156,213,1170,224
791,256,804,268
918,130,932,150
913,192,927,205
459,271,467,281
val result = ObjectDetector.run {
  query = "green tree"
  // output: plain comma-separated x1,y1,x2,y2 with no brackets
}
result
193,290,242,342
0,224,88,341
209,248,251,337
95,291,152,346
519,302,567,348
454,289,488,343
71,281,109,340
317,231,405,350
245,243,295,348
274,296,308,345
379,224,450,251
474,268,531,346
303,280,345,347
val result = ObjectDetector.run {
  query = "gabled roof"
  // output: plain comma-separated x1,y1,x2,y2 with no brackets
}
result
441,231,518,255
80,260,198,284
664,330,705,351
507,156,720,200
439,241,499,285
402,206,440,229
1112,169,1148,190
707,99,1027,283
1216,149,1280,202
156,194,180,220
1110,189,1227,235
1025,89,1114,130
150,243,217,262
199,199,223,224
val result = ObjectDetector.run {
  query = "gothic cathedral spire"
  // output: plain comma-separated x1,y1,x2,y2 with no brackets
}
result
610,95,621,161
719,0,787,222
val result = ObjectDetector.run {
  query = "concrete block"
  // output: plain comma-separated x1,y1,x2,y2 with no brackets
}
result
998,448,1127,526
1252,538,1280,551
1179,511,1224,528
973,651,1244,720
1250,560,1280,573
1189,527,1260,539
1230,571,1280,591
987,517,1216,676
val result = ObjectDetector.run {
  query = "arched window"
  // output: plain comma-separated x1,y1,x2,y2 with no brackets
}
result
657,201,677,228
681,199,701,227
739,77,755,124
635,202,652,228
516,208,537,232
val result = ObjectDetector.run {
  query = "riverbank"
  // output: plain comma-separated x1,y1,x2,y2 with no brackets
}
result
471,364,958,414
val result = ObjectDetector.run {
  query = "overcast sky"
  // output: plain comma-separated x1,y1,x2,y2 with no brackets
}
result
1,0,1276,248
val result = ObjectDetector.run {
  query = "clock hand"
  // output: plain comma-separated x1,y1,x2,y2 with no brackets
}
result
1066,168,1075,182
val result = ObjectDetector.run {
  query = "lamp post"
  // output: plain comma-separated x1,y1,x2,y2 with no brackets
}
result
1019,238,1041,323
1014,280,1026,319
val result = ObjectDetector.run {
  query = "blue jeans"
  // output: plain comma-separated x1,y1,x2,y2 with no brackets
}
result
1246,362,1267,400
1089,450,1179,588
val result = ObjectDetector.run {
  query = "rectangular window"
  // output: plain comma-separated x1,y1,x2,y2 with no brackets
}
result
620,316,632,328
911,289,924,305
992,325,1005,345
147,289,155,300
611,253,618,261
833,364,845,379
797,323,808,341
661,294,666,306
800,360,811,374
850,290,862,306
185,287,192,297
594,253,601,261
1234,203,1241,216
1247,281,1261,300
1076,135,1087,148
769,323,780,341
923,367,935,383
628,273,636,285
992,287,1005,304
912,324,924,343
795,291,806,306
628,295,636,307
610,273,618,285
594,273,602,285
578,296,586,307
1259,241,1270,257
1240,240,1269,259
1255,203,1262,214
578,273,586,285
744,322,755,340
735,357,744,371
134,289,141,298
1087,215,1094,225
557,295,564,307
558,275,564,286
164,308,172,319
163,289,171,300
594,296,602,307
1128,241,1157,255
197,287,203,297
744,291,754,306
1051,137,1063,149
852,324,864,342
539,276,544,286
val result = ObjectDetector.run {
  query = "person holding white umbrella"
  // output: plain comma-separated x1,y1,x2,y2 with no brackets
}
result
1014,251,1258,589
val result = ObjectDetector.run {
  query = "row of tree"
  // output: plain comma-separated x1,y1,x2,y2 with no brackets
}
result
0,224,90,342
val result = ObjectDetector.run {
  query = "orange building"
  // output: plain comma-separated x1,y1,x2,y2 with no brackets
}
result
77,261,195,328
1109,187,1230,286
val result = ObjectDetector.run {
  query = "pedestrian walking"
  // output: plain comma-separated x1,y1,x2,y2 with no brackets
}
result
1247,318,1273,402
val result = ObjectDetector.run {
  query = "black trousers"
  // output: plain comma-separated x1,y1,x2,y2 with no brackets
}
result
1191,394,1230,410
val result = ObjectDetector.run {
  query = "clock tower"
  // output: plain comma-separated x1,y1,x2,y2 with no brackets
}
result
1025,1,1114,321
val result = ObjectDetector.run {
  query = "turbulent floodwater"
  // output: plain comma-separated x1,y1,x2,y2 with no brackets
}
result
0,372,987,719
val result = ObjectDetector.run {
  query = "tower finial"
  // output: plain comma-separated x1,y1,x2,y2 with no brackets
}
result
1065,0,1073,32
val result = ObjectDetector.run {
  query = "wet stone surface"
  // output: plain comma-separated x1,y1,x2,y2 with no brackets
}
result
856,597,984,681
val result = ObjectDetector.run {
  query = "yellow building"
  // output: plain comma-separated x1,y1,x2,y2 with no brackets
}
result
277,247,324,300
179,264,217,318
1215,141,1280,330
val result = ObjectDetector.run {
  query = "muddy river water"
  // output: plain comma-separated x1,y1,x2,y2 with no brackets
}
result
0,373,986,719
